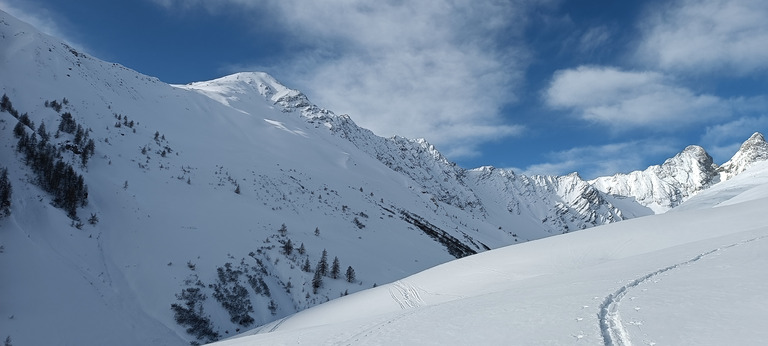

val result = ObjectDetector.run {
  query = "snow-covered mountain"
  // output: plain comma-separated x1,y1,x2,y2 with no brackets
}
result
590,145,718,213
1,9,766,345
591,134,768,214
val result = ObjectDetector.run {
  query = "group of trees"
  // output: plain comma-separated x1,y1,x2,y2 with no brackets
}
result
44,98,67,112
170,287,219,344
1,94,20,118
3,94,91,219
169,224,362,342
0,168,11,218
15,121,89,219
310,249,356,294
209,263,255,327
273,224,358,295
274,223,358,294
57,112,96,167
113,113,135,129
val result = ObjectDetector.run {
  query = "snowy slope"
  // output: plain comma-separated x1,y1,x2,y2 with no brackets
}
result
1,9,767,346
0,11,487,345
217,161,768,345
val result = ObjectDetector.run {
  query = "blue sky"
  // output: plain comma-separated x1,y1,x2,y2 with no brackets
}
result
2,0,767,179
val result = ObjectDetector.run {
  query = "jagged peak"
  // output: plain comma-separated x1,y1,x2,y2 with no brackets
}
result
666,145,713,166
471,166,497,173
469,166,507,179
650,145,717,187
718,132,768,179
746,131,765,142
727,132,768,161
739,132,766,151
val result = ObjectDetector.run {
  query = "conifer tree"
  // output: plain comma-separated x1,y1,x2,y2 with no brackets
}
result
59,112,76,133
0,93,10,112
312,269,323,294
330,257,341,279
282,239,293,256
13,121,25,138
37,121,49,143
74,125,84,147
316,249,328,277
345,266,356,283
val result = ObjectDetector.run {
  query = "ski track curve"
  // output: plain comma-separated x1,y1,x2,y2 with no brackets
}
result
388,280,426,310
598,234,768,346
336,280,426,345
268,314,291,333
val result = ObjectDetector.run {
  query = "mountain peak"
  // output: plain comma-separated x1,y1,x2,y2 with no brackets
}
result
673,144,712,165
180,71,295,100
744,132,766,146
719,132,768,179
590,143,718,213
661,144,715,175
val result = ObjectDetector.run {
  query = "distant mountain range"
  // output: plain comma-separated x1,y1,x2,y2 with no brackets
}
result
1,9,766,345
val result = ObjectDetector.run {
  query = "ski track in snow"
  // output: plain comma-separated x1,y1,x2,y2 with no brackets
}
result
388,280,426,309
333,281,427,345
598,234,768,346
268,315,291,333
340,308,421,346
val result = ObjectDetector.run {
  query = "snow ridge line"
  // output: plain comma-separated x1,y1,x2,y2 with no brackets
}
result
598,234,768,346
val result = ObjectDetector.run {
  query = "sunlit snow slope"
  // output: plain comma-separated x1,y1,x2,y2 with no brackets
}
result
218,161,768,345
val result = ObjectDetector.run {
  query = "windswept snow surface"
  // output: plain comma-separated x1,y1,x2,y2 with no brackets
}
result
218,162,768,345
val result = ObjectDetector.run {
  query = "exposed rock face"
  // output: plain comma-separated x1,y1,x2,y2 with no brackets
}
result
590,145,719,213
718,132,768,180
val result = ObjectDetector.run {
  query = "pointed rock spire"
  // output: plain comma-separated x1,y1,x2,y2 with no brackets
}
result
718,132,768,179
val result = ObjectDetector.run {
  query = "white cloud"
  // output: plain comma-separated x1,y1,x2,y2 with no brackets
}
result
578,25,611,56
522,139,677,179
1,1,61,37
703,115,768,144
636,0,768,75
544,65,730,130
148,0,539,158
0,0,87,51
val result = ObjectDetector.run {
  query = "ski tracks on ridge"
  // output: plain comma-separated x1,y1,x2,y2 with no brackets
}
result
338,280,426,345
389,280,427,309
598,234,768,346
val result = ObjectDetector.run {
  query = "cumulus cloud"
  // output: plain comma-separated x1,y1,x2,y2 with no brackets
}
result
148,0,537,158
636,0,768,75
544,65,730,130
522,139,677,179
